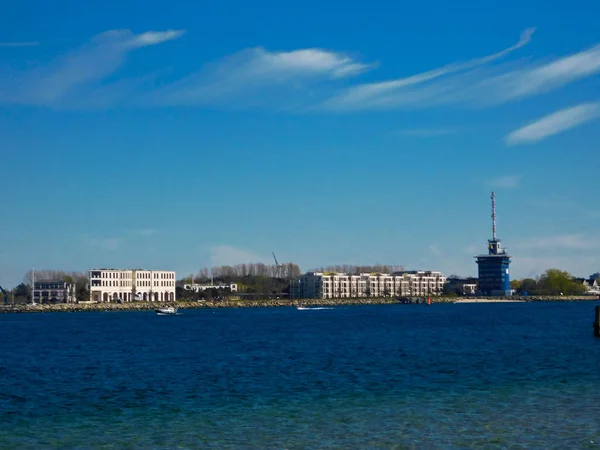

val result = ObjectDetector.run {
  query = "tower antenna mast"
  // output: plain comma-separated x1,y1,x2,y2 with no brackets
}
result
491,191,497,241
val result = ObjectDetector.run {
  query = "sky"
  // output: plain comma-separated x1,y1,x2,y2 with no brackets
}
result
1,0,599,287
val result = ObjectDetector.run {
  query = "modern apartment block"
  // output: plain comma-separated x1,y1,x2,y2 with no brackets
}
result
33,280,77,304
89,269,176,302
293,271,447,299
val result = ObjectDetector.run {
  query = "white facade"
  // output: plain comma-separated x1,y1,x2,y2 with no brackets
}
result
462,284,478,296
293,271,447,299
89,269,176,302
583,279,600,295
183,283,238,293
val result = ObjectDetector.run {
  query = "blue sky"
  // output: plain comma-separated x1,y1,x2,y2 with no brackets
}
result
1,0,599,287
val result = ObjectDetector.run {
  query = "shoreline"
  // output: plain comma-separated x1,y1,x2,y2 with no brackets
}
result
0,295,598,314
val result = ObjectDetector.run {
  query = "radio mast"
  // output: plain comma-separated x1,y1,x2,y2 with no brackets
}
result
491,191,497,241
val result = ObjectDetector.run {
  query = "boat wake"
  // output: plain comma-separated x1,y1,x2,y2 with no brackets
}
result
297,307,334,311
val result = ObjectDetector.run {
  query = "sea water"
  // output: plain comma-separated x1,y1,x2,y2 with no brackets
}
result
1,302,599,448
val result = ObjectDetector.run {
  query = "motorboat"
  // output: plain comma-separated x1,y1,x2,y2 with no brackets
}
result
156,306,178,315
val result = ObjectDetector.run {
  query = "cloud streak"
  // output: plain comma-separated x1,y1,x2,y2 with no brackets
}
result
83,235,121,251
209,245,268,267
0,41,39,47
396,127,460,138
486,174,522,188
322,31,600,112
153,47,373,108
2,27,600,119
513,233,600,251
506,102,600,144
131,228,157,236
0,29,184,107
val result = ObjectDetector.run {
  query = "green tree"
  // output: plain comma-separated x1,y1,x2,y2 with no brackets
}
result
442,282,454,296
521,278,538,295
0,288,10,304
510,279,522,292
75,278,89,303
537,269,587,295
13,283,31,303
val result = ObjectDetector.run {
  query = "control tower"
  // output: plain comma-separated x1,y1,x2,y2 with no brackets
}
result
475,192,512,296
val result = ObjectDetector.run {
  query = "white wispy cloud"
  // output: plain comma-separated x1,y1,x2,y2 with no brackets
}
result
513,233,600,251
487,44,600,102
209,245,269,267
3,27,600,117
322,30,600,111
131,228,157,236
396,127,460,138
82,235,121,251
463,243,480,255
0,29,184,107
153,47,373,108
322,29,535,110
0,41,39,47
505,102,600,145
428,244,442,256
486,174,522,188
125,30,184,48
511,255,600,279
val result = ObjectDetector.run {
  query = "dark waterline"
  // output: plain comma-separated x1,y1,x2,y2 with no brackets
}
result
1,302,599,448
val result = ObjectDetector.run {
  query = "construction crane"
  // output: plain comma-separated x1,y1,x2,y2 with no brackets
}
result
0,285,9,304
272,252,283,279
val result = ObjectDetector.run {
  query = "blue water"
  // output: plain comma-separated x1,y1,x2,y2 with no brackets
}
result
1,302,599,449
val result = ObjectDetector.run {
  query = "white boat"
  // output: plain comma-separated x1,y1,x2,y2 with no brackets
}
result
156,306,178,315
297,306,332,310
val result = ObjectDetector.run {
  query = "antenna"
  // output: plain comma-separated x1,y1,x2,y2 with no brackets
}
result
491,191,497,241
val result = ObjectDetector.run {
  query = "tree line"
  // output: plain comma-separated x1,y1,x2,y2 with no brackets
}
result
178,263,303,300
184,263,302,282
510,269,594,296
308,264,405,274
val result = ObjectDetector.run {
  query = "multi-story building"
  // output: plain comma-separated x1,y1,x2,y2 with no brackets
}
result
88,269,176,302
293,270,447,299
33,280,77,304
582,278,600,295
446,277,479,296
475,193,511,296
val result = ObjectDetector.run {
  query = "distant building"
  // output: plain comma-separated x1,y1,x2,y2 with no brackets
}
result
293,271,446,299
183,283,238,293
475,192,512,296
34,280,76,304
446,277,478,296
583,278,600,295
88,269,176,302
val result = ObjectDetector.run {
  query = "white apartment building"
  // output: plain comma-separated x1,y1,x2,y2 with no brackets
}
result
293,271,447,299
89,269,176,302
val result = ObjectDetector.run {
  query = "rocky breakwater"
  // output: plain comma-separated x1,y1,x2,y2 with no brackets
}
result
0,297,403,313
1,295,597,314
447,295,597,302
0,302,170,314
183,297,403,309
